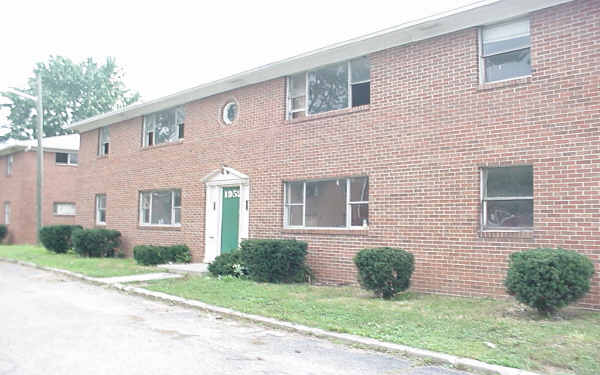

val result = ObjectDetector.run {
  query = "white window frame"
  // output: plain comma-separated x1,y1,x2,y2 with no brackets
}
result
283,177,368,229
6,155,14,176
139,189,181,227
286,57,370,119
480,167,533,231
98,126,110,156
56,152,78,165
479,18,531,84
142,107,185,147
53,202,77,216
95,194,106,225
4,202,10,225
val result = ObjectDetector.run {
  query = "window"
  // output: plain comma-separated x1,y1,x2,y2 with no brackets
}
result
481,166,533,229
481,18,531,83
287,57,370,119
222,101,238,125
98,126,110,155
4,202,10,225
140,189,181,226
96,194,106,225
56,152,78,165
143,107,185,147
284,177,368,228
6,155,13,176
53,202,76,216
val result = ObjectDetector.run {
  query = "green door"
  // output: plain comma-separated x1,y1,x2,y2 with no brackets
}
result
220,186,240,254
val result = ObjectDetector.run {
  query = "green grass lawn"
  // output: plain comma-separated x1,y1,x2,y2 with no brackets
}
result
0,245,159,277
147,276,600,375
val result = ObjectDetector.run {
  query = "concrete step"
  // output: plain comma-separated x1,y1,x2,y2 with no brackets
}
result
157,263,209,275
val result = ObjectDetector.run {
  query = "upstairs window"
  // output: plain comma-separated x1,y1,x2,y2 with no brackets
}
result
284,177,368,228
287,57,370,119
143,107,185,147
98,126,110,156
56,152,78,165
53,202,76,216
482,166,533,229
481,18,531,83
96,194,106,225
6,155,13,176
140,189,181,226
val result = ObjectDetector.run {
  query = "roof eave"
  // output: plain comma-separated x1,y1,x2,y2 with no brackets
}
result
68,0,572,134
0,145,27,157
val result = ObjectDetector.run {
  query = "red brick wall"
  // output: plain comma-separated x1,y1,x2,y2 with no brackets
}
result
0,151,36,244
43,152,78,228
0,150,78,244
76,0,599,309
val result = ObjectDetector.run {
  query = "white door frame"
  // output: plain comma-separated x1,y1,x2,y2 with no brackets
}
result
202,167,249,263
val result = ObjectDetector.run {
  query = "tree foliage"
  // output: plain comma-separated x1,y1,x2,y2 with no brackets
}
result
1,56,139,141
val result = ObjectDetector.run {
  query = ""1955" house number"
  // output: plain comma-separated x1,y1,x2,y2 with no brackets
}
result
225,190,240,199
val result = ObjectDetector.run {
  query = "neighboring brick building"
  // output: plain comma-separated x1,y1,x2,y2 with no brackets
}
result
0,134,79,244
69,0,599,308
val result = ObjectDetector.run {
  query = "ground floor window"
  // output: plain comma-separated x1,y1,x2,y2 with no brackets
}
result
53,202,76,216
4,202,10,225
56,152,78,165
96,194,106,225
284,177,368,228
140,189,181,226
481,166,533,229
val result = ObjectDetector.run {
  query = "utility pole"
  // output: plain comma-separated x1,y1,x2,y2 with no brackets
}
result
35,75,43,243
6,75,44,243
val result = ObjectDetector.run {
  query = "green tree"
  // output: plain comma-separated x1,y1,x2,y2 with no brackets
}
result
1,56,139,141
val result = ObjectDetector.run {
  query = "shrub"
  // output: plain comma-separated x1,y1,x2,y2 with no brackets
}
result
39,225,82,253
354,247,415,299
505,248,595,314
0,224,7,243
133,245,163,266
208,250,245,277
161,244,192,264
71,228,121,257
240,239,308,283
133,244,192,266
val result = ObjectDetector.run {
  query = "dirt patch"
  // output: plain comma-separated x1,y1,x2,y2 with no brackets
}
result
500,304,588,321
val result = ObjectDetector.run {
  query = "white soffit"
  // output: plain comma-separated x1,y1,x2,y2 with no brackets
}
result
0,134,79,156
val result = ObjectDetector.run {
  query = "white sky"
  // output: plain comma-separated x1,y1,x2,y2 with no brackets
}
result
0,0,481,128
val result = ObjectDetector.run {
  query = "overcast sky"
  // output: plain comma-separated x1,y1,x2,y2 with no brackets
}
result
0,0,481,129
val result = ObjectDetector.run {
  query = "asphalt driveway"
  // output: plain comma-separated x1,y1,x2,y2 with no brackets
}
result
0,262,472,375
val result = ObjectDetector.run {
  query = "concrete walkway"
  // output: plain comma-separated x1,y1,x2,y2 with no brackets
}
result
158,262,209,274
91,272,183,284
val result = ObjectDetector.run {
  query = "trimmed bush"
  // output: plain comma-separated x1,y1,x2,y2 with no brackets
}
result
71,228,121,257
133,245,163,266
0,224,7,243
39,225,82,253
133,244,192,266
162,244,192,264
505,248,595,314
208,250,245,277
240,239,308,283
354,247,414,299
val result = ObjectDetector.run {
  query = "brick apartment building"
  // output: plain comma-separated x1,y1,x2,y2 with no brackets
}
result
69,0,599,308
0,134,79,244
